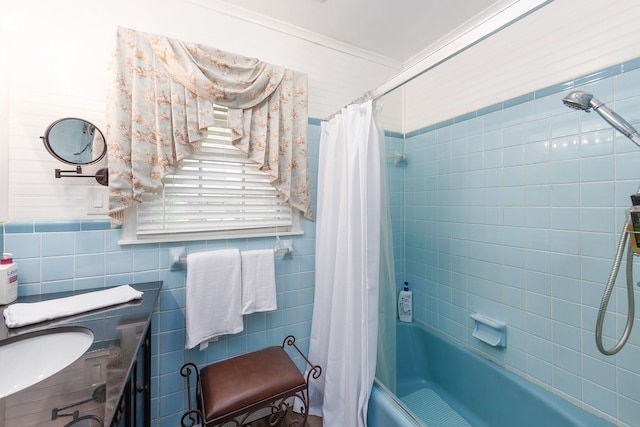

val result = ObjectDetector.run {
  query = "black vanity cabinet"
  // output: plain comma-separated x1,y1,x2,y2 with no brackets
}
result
111,381,131,427
135,326,152,426
0,281,161,427
111,326,151,427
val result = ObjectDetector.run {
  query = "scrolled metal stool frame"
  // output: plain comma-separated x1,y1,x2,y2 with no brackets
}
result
180,335,322,427
180,363,204,427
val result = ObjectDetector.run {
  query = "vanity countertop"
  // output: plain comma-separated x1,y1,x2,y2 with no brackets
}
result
0,281,162,427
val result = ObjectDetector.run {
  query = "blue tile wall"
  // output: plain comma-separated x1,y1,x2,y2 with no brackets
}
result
385,133,407,285
3,220,319,425
1,123,322,425
402,59,640,426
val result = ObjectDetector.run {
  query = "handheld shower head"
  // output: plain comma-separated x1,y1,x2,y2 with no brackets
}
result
563,90,640,147
562,90,593,111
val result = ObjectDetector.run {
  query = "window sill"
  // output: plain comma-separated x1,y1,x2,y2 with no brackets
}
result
118,229,303,246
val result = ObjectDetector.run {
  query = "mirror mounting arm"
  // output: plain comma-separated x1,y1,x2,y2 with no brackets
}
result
55,166,109,186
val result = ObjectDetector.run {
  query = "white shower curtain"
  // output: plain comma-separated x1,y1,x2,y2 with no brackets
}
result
308,100,388,426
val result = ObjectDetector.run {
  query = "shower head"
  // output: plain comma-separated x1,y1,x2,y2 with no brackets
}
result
562,90,594,111
563,90,640,147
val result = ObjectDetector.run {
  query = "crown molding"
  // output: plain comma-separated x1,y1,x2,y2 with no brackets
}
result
370,0,554,100
186,0,403,71
403,0,549,69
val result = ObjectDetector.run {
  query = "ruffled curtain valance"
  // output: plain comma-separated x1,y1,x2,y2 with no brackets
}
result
106,27,312,224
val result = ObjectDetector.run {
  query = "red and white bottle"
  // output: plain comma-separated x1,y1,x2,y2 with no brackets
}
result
0,253,18,305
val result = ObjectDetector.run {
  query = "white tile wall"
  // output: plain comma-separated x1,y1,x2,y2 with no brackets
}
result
1,0,402,222
403,0,640,134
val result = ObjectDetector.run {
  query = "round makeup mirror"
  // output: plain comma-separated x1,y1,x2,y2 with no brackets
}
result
42,118,106,165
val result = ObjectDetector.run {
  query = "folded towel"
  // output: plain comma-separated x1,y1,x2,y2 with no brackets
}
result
3,285,143,328
241,249,277,315
6,299,143,337
185,249,243,349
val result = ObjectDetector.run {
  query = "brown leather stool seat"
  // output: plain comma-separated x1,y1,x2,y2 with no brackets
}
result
180,336,322,427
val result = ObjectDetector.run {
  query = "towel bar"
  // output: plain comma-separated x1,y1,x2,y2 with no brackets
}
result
178,250,287,264
169,244,292,271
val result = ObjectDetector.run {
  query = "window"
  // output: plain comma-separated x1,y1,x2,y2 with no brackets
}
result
119,106,300,244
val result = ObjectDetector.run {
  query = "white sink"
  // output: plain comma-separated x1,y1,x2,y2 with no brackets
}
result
0,326,94,398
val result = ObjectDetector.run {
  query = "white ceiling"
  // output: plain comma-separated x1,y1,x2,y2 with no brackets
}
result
216,0,506,64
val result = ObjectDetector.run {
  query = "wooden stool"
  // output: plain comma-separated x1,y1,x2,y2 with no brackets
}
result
180,336,322,427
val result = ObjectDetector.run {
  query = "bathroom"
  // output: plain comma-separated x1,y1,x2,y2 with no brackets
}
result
2,0,640,425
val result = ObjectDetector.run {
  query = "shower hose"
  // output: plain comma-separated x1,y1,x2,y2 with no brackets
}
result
595,219,636,355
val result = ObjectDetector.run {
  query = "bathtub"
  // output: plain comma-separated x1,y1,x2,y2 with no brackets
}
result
367,321,612,427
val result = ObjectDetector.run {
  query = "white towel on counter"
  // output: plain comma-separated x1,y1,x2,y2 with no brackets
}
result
185,249,243,350
241,249,277,315
3,285,143,328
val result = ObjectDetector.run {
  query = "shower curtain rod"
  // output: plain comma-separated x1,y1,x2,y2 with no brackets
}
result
325,0,554,121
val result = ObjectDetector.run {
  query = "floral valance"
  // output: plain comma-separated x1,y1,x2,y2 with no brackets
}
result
106,27,312,224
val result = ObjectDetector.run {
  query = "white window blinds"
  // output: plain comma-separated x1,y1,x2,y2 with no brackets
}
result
130,106,296,242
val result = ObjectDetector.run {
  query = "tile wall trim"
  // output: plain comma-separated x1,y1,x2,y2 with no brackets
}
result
405,57,640,139
4,220,112,233
308,117,403,139
309,57,640,141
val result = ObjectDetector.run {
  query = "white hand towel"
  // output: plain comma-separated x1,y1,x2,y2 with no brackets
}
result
241,249,277,315
185,249,243,349
3,285,143,328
